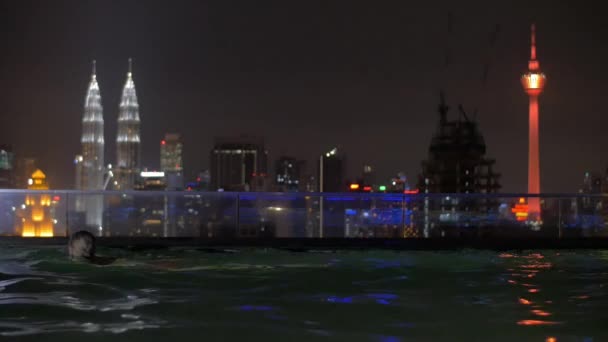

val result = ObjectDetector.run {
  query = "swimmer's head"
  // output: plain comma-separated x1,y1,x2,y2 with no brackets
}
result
68,230,96,259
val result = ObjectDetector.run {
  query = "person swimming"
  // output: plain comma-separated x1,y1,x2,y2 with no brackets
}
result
68,230,116,265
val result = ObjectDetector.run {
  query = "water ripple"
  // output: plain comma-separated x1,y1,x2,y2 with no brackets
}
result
0,319,165,336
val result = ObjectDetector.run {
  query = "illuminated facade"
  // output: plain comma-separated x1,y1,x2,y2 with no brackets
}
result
210,136,268,191
521,24,547,221
160,133,184,190
115,58,141,190
160,133,182,173
275,156,304,192
76,61,105,227
19,169,54,237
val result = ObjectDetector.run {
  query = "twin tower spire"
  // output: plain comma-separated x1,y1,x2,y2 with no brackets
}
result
78,58,141,192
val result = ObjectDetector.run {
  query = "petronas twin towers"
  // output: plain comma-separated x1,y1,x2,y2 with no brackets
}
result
76,59,141,230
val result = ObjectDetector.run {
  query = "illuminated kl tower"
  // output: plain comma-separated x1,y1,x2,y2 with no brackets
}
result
521,24,546,221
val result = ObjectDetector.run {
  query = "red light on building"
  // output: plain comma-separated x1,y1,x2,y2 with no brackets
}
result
161,140,166,145
52,196,60,202
363,186,372,192
404,189,419,194
350,184,360,190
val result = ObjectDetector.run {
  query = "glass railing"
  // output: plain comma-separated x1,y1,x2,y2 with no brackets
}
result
1,190,607,238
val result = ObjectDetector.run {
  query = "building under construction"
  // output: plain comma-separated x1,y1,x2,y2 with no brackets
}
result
418,94,501,217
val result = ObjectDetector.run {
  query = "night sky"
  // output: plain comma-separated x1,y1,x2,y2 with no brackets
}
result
1,0,607,192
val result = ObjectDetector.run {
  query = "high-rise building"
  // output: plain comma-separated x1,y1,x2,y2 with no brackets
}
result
418,94,501,195
389,172,410,193
210,136,268,191
361,164,375,187
0,144,14,188
318,148,344,192
77,60,105,191
521,24,547,222
115,58,141,190
574,171,606,230
275,156,304,192
160,133,183,190
418,93,501,234
14,157,36,189
186,170,211,191
76,61,105,228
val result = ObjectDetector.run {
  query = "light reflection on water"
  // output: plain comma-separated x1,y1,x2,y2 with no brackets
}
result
0,247,607,340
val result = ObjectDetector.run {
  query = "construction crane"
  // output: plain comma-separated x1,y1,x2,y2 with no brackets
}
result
438,11,501,121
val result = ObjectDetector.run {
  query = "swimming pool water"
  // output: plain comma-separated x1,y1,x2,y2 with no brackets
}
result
0,246,606,341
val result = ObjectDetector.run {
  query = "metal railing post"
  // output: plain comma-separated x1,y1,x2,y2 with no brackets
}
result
236,192,240,234
402,193,406,237
65,192,69,237
558,198,562,239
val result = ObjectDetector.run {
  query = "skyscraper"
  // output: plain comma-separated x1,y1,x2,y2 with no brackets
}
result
76,61,105,229
160,133,183,190
0,144,14,188
210,136,268,191
418,93,501,195
14,157,36,189
160,133,182,173
318,148,344,193
521,24,546,222
78,61,105,191
115,58,141,190
418,93,501,237
275,156,304,192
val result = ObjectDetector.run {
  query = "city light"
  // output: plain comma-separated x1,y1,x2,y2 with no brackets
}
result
21,169,54,237
140,171,165,178
512,197,529,221
324,148,337,158
350,183,360,190
363,186,372,192
378,185,386,191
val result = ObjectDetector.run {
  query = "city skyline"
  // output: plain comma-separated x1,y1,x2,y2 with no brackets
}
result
1,1,607,192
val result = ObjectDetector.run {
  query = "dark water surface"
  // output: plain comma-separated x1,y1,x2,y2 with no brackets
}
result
0,246,606,341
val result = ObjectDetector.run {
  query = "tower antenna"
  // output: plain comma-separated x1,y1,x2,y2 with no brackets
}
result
521,23,546,223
